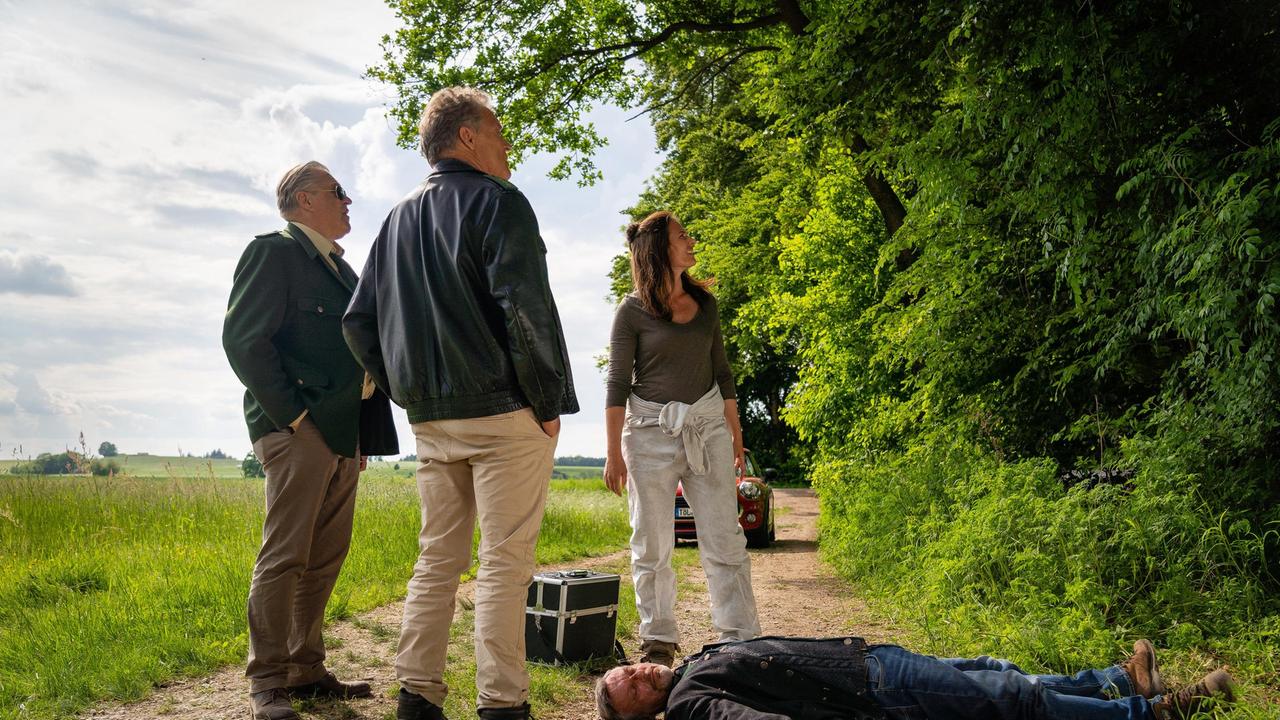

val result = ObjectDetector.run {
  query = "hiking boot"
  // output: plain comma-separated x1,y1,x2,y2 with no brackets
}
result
250,688,300,720
1152,669,1235,719
477,703,533,719
287,671,373,699
398,688,448,720
1120,639,1164,698
639,639,680,667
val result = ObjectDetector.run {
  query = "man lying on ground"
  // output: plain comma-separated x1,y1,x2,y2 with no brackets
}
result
595,635,1234,720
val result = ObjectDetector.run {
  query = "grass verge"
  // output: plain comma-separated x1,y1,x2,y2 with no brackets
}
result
0,468,627,719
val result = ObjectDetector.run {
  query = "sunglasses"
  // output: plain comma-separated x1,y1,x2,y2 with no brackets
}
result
306,183,349,202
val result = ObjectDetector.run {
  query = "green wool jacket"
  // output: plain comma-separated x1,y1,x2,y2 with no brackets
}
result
222,223,398,459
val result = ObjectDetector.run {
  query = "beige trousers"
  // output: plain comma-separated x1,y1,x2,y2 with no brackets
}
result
397,408,556,709
246,417,360,692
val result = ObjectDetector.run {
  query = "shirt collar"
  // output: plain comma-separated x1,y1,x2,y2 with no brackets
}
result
292,221,345,258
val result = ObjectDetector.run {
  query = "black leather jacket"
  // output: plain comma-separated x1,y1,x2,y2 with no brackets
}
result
665,637,885,720
343,159,578,423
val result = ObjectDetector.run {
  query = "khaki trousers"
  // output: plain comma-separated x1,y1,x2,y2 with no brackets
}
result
396,408,556,709
246,417,360,692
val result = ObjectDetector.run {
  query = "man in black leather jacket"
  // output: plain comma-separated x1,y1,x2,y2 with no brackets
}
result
343,86,578,720
594,636,1234,720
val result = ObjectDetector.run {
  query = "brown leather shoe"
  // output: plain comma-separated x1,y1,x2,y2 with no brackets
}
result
250,688,300,720
286,671,373,699
1120,639,1164,698
638,639,680,667
1152,669,1235,719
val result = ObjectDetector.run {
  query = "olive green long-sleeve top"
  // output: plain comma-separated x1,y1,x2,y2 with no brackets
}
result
606,294,736,408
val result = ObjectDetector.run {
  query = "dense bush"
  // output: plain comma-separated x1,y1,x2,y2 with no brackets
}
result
241,452,264,479
89,459,121,477
9,452,85,475
814,434,1279,671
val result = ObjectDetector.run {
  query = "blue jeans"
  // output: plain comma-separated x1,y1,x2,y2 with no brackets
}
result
865,645,1155,719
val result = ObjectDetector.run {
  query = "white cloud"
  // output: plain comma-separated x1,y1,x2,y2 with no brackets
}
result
0,250,78,296
0,0,658,459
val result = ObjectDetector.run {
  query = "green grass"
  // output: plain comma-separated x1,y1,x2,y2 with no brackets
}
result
430,554,639,719
0,464,630,720
814,446,1280,718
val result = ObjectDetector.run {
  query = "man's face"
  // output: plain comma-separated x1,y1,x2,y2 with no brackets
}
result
464,107,512,180
298,171,352,240
603,663,674,717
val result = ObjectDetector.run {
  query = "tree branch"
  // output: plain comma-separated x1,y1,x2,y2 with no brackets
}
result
848,134,909,241
627,45,781,121
564,14,788,62
775,0,811,35
501,12,791,91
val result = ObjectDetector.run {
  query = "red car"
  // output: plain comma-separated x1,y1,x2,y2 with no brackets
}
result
675,449,776,548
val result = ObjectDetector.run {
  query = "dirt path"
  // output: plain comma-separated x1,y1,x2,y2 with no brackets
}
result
84,489,887,720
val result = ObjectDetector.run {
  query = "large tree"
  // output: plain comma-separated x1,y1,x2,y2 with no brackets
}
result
370,0,908,227
372,0,1280,686
373,0,1280,467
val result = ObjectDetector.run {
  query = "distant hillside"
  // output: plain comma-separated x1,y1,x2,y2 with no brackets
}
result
2,453,244,479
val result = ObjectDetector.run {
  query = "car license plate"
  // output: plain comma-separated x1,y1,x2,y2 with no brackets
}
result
675,507,694,518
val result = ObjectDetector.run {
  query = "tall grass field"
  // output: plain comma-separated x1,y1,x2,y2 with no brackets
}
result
0,462,623,719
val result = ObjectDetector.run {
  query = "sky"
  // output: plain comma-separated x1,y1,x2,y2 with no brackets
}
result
0,0,660,461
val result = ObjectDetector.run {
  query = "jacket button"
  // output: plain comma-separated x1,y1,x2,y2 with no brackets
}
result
296,378,304,385
316,305,324,313
759,661,768,669
844,638,853,645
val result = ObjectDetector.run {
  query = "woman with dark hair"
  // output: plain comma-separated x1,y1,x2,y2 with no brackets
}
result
604,210,760,666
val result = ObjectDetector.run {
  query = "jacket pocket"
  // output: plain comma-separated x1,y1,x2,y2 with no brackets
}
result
295,296,346,348
280,356,331,389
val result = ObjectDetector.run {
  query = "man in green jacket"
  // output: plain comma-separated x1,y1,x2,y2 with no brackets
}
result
223,161,398,720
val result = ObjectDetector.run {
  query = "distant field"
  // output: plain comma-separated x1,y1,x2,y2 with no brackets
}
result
0,455,601,481
0,460,629,719
0,453,244,478
552,464,603,479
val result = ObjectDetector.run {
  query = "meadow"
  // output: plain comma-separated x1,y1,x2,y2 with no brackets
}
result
0,462,624,720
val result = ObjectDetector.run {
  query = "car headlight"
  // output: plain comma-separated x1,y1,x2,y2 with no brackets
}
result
738,481,762,500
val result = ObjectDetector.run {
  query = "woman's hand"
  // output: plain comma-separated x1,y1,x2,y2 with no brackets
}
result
604,405,628,495
604,453,628,496
724,398,745,478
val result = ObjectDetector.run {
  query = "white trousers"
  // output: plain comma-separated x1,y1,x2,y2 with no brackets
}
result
623,389,760,644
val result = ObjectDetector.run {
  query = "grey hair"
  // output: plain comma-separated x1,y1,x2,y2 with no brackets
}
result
417,86,493,164
276,161,331,216
593,673,656,720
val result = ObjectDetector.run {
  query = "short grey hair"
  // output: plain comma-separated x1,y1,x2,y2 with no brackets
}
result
276,161,331,216
594,674,655,720
417,86,493,164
